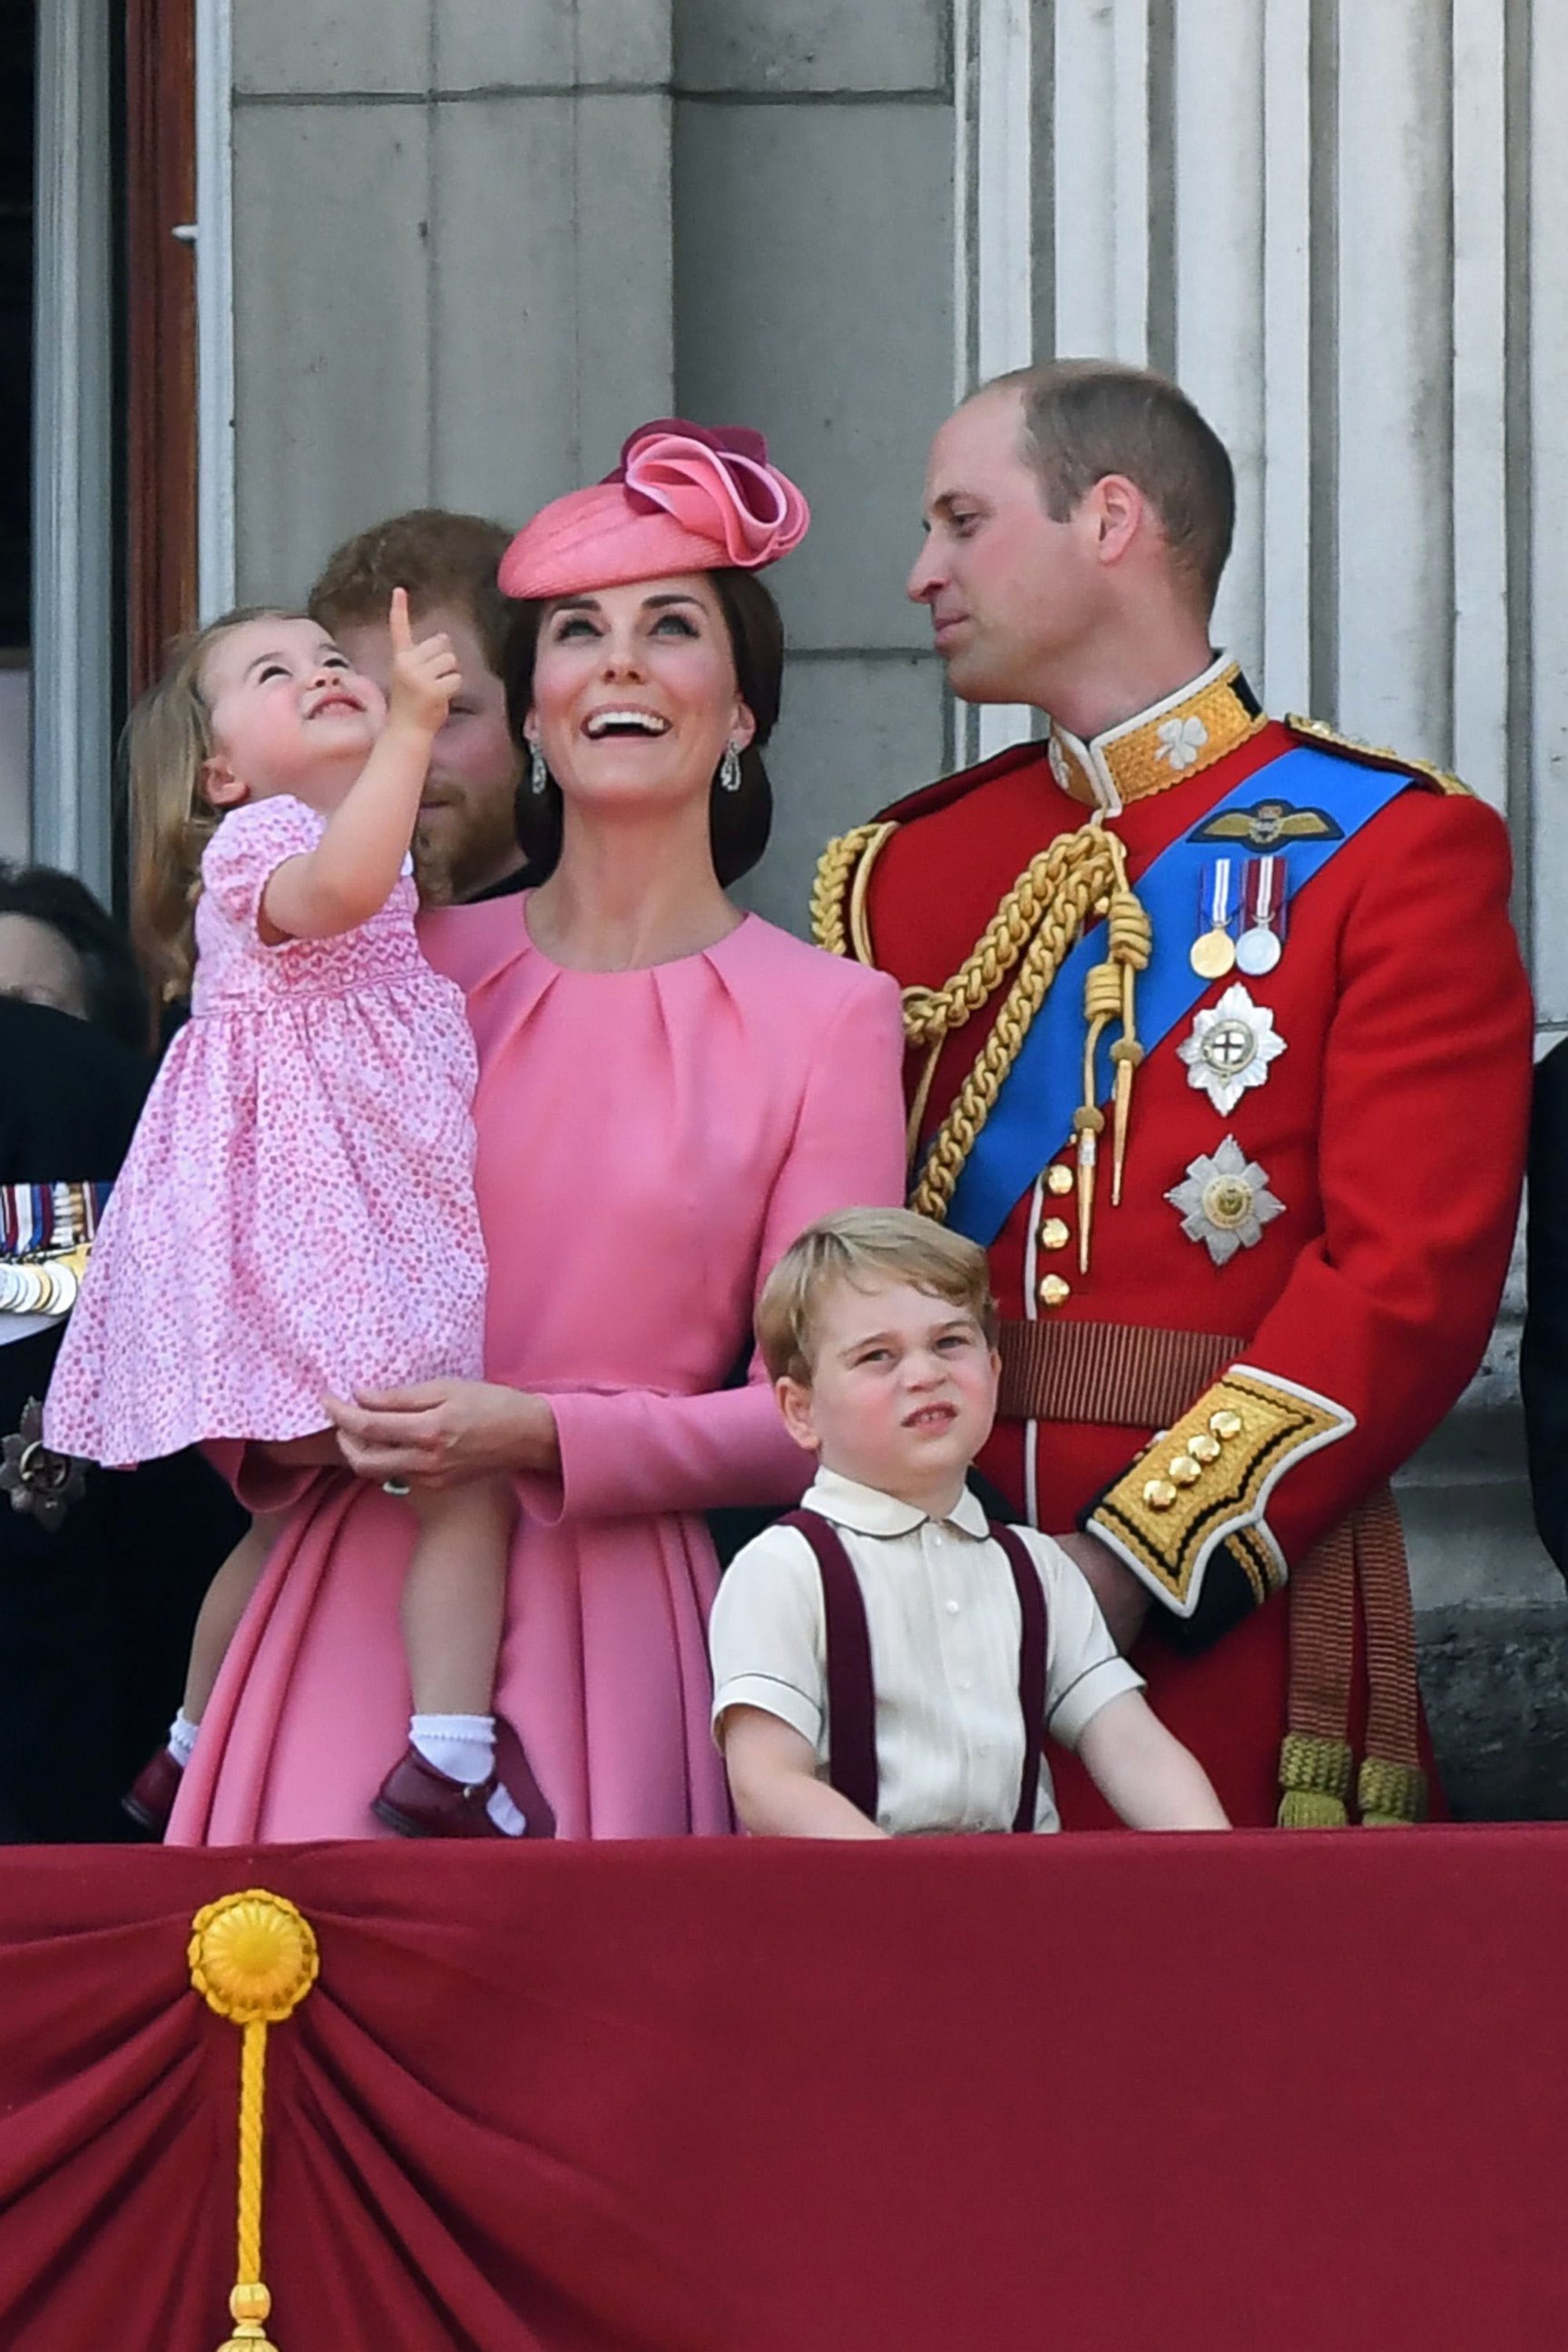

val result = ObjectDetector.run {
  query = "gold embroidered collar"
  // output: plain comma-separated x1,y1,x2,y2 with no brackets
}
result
1045,655,1266,816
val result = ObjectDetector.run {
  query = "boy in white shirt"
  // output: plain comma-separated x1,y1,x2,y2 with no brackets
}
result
710,1208,1228,1838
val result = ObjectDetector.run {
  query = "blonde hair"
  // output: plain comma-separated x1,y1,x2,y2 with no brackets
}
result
756,1207,998,1387
127,605,302,1026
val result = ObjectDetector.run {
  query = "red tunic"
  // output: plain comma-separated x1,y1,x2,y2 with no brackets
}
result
831,689,1533,1825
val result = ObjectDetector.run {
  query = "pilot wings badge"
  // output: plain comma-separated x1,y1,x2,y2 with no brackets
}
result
1190,798,1344,848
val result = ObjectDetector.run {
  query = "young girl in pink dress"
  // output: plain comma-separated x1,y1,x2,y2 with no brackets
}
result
45,593,531,1838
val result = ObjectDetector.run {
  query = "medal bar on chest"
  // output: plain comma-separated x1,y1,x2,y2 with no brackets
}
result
1191,858,1238,979
1237,853,1288,975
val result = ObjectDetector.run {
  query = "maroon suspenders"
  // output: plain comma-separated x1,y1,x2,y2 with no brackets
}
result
778,1511,1049,1832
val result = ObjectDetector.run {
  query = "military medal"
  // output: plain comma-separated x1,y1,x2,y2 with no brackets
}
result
1237,854,1287,975
1191,858,1238,979
1166,1136,1286,1267
1177,983,1287,1116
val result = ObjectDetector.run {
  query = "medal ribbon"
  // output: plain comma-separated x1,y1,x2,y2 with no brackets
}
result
1200,857,1237,936
0,1181,113,1259
941,744,1418,1246
1245,854,1283,933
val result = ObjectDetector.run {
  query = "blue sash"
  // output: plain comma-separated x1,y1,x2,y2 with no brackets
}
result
941,745,1414,1247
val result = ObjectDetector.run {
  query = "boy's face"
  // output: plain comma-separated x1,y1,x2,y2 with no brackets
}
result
333,603,524,904
777,1277,1000,1514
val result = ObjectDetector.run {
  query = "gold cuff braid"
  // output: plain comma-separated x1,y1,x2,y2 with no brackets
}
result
1091,1368,1353,1612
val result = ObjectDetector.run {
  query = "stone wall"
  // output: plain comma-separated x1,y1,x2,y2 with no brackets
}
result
230,0,956,929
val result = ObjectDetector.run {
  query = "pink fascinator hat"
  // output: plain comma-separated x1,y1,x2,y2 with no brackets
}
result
498,419,810,601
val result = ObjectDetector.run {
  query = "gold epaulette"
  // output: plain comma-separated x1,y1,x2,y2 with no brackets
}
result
810,821,899,965
1284,713,1474,799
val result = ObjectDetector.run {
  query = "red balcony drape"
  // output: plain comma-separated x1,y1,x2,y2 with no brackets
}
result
1,1831,1564,2349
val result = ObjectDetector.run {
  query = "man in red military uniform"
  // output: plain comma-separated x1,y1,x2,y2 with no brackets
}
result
813,361,1533,1827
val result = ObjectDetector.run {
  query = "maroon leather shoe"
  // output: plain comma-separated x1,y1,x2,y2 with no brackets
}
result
122,1744,184,1837
371,1745,510,1839
373,1734,557,1839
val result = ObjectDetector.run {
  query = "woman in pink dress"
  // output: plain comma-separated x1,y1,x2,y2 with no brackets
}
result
169,421,907,1843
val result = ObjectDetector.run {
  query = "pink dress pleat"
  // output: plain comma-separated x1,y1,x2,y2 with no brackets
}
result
169,898,908,1841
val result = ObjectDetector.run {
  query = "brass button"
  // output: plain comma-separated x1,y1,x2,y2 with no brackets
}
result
1044,1163,1073,1197
1142,1477,1178,1512
1210,1408,1244,1442
1189,1431,1221,1465
1039,1273,1072,1309
1038,1216,1071,1252
1169,1454,1201,1487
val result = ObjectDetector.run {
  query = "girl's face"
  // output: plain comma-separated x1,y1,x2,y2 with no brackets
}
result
199,616,387,814
524,573,754,823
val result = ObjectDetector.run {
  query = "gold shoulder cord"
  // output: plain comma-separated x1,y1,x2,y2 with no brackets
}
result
1285,713,1474,798
812,819,1152,1252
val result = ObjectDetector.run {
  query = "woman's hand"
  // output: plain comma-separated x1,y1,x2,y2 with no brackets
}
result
323,1380,560,1489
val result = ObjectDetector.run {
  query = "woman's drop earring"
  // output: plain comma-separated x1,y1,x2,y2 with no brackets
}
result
529,743,550,796
719,742,742,794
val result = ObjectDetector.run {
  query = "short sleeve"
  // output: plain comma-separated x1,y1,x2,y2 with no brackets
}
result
1019,1527,1144,1750
201,797,325,936
707,1524,827,1751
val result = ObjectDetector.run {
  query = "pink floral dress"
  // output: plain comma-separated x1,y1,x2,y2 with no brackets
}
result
45,795,486,1466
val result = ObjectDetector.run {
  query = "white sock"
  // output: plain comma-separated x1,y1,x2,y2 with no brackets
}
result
408,1713,526,1836
167,1710,200,1769
411,1711,495,1786
486,1784,528,1837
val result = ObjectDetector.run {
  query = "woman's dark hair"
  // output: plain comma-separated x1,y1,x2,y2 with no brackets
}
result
501,567,784,887
0,864,149,1050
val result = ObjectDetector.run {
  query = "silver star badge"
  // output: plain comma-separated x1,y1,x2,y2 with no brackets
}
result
1177,982,1287,1116
1166,1136,1286,1266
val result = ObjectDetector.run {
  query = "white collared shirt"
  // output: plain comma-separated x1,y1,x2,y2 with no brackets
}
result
709,1467,1143,1835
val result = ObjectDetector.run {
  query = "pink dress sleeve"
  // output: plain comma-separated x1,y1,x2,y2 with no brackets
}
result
201,797,323,935
526,968,908,1523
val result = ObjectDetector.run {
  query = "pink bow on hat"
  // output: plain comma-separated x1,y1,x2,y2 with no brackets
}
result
612,422,810,569
498,417,809,601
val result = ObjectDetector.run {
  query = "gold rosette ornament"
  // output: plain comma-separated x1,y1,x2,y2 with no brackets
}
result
189,1890,320,2350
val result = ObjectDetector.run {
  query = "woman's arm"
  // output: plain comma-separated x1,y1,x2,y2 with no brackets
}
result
536,974,908,1521
324,974,908,1513
721,1707,888,1839
260,592,457,942
324,1380,556,1488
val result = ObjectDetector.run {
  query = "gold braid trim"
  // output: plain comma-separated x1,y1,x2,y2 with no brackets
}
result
910,825,1125,1223
814,814,1153,1226
810,823,897,960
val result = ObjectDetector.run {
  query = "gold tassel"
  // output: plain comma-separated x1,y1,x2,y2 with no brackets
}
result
1073,1106,1102,1276
1357,1755,1428,1827
1277,1732,1354,1829
1101,866,1152,1207
189,1890,320,2350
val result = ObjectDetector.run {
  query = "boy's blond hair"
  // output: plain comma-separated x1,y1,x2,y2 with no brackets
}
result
757,1208,998,1386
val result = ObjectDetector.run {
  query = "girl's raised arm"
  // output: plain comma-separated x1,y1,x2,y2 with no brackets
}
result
261,588,458,943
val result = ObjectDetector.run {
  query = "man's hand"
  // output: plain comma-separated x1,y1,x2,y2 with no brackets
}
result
1053,1528,1151,1653
386,585,461,737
